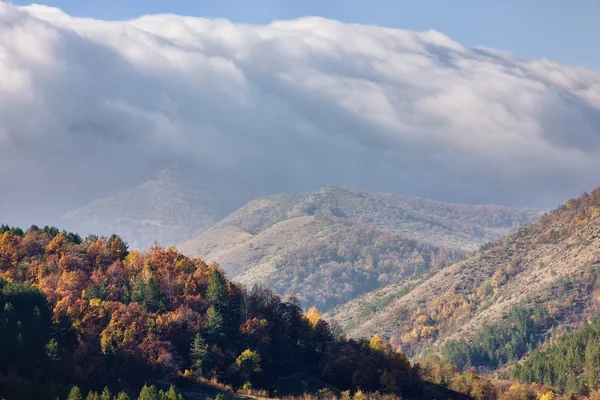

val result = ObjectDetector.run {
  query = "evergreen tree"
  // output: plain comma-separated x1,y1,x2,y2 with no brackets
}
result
67,386,83,400
160,386,183,400
190,333,208,374
100,387,112,400
137,385,159,400
207,270,228,311
143,277,165,313
204,305,224,343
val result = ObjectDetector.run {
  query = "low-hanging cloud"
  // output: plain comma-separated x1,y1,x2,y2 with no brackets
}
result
1,3,600,225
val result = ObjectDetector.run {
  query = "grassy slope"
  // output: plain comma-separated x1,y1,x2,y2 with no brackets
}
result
334,189,600,359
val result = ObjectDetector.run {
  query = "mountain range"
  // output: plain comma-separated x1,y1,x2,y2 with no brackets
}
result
63,172,540,312
179,186,540,310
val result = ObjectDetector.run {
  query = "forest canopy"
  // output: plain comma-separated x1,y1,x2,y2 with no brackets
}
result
0,224,421,399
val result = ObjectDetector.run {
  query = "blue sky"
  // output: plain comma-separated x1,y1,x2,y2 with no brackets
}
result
10,0,600,69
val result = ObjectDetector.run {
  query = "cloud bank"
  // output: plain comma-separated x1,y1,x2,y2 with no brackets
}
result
2,3,600,223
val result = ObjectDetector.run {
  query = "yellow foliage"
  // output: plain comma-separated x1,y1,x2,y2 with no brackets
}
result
46,234,66,255
89,298,103,307
369,334,386,352
353,389,365,400
537,392,554,400
306,306,322,328
402,329,420,344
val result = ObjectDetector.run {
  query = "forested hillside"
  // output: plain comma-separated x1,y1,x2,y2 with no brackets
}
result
180,186,539,310
333,188,600,376
0,224,428,400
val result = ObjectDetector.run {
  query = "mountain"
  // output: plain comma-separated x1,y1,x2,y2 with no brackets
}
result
328,188,600,368
62,168,255,249
179,186,540,311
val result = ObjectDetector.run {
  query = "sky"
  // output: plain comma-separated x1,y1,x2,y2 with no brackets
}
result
2,1,600,230
8,0,600,69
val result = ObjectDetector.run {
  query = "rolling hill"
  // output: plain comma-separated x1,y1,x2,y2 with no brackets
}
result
327,188,600,366
179,186,540,310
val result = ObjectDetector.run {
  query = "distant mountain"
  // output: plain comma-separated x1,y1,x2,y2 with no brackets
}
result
327,188,600,368
179,186,540,310
63,167,254,249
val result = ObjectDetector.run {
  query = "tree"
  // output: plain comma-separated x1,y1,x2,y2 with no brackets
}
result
86,391,100,400
306,306,321,329
160,386,184,400
236,349,261,376
67,386,83,400
369,334,386,353
100,387,112,400
190,333,208,374
144,277,165,313
207,269,229,311
108,234,129,260
204,305,224,343
138,385,160,400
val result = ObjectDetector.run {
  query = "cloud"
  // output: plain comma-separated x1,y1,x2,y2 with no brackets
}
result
1,3,600,224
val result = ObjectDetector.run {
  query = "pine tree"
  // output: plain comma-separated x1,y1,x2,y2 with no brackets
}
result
205,305,224,343
160,386,184,400
138,385,160,400
143,277,165,313
190,333,208,374
67,386,83,400
100,387,111,400
207,269,228,311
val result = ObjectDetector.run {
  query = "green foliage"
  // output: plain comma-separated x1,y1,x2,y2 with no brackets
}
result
204,305,224,343
0,280,55,378
207,269,228,310
107,234,129,260
136,384,183,400
514,317,600,397
137,385,160,400
236,349,262,374
443,307,547,370
160,385,184,400
67,386,83,400
189,333,208,374
130,277,166,313
83,282,108,301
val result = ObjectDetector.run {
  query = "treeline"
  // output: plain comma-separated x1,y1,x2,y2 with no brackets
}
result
443,307,550,371
63,384,182,400
0,224,421,399
514,317,600,397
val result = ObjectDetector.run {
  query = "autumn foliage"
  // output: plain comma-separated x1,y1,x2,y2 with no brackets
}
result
0,225,421,399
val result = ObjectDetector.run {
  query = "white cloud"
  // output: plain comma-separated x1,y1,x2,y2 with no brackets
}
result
1,2,600,221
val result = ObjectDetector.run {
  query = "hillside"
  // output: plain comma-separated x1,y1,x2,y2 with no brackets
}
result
63,168,254,249
330,188,600,366
0,224,426,399
207,186,541,251
180,186,540,311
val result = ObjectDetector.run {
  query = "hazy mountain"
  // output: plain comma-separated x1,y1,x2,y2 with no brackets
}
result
328,187,600,362
179,186,540,310
63,167,255,249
